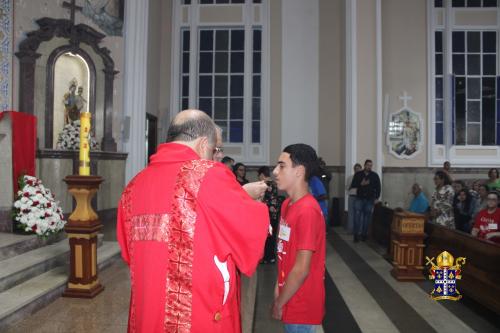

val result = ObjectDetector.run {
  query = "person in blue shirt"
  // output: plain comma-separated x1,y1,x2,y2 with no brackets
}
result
309,175,329,227
409,183,429,214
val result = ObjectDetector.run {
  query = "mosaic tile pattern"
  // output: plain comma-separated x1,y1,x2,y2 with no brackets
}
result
0,0,12,111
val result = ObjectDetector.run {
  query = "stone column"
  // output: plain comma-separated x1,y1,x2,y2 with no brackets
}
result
122,0,150,182
281,0,319,149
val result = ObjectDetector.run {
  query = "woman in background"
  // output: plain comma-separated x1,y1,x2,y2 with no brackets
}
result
430,171,455,229
453,189,475,233
233,162,249,186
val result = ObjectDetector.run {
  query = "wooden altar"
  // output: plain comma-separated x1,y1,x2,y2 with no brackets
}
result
390,210,426,281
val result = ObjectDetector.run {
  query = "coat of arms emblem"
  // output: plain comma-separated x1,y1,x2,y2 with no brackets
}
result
425,251,466,301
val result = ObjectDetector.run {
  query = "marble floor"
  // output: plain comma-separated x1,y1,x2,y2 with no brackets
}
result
5,227,500,333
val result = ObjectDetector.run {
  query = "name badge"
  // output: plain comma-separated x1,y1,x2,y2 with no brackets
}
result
488,223,498,230
279,225,291,242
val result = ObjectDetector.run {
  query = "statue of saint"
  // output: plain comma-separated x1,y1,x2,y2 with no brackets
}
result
63,79,79,124
63,80,87,124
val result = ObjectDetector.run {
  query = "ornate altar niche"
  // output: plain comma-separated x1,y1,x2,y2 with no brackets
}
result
13,4,126,219
16,16,118,152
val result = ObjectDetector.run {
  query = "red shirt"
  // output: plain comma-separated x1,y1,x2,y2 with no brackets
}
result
117,143,269,333
473,208,500,242
277,194,326,325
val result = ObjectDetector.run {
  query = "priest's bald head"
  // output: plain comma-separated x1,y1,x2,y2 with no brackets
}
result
166,109,217,160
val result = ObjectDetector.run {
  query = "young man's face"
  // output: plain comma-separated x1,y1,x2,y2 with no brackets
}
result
273,152,303,192
487,194,498,209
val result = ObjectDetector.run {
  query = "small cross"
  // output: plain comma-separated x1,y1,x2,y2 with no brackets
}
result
62,0,83,25
399,91,413,109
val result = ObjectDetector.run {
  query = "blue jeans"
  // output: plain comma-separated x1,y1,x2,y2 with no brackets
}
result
353,198,375,237
284,324,316,333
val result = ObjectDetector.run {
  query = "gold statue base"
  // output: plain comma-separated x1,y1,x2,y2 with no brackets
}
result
62,175,105,298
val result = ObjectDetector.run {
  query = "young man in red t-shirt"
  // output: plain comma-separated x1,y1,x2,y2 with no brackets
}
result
271,144,326,333
471,191,500,243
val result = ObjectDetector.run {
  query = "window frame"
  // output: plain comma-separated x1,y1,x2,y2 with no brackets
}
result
170,0,270,164
428,0,500,166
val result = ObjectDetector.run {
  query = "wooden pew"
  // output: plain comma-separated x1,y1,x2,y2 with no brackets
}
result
425,222,500,315
371,203,394,253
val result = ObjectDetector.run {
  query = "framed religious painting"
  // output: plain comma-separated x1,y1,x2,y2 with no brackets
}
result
386,106,423,159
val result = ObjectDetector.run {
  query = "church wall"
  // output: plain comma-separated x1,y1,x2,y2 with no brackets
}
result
12,1,124,151
318,0,345,167
97,159,126,210
146,0,163,126
281,0,319,150
269,0,283,162
381,0,428,168
0,116,13,211
356,0,377,164
36,158,74,213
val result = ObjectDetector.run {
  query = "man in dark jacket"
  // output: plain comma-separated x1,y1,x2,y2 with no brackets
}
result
349,159,381,242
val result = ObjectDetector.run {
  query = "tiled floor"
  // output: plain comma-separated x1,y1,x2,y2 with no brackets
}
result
5,227,500,333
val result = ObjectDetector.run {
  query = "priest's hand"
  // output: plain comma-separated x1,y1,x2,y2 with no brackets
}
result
243,181,268,200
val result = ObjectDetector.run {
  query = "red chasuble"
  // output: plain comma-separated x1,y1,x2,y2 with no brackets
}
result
117,143,269,333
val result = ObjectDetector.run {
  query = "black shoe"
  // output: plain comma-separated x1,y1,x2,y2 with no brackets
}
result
361,235,367,242
353,235,359,243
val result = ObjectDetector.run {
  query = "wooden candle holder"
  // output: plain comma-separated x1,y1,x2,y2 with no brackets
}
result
62,175,104,298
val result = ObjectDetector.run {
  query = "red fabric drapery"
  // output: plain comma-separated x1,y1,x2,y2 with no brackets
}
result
0,111,37,195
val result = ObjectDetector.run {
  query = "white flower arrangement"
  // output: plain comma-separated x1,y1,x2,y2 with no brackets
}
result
56,120,100,150
13,175,66,237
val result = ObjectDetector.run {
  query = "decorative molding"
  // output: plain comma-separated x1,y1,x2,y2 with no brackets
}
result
45,46,97,149
15,18,118,151
382,166,494,174
36,149,127,160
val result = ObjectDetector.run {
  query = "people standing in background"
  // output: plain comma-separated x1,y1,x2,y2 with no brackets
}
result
309,173,329,229
318,157,332,197
486,168,500,192
453,189,476,233
408,183,429,214
258,166,281,264
221,156,235,170
443,161,452,181
233,162,249,186
350,159,381,242
430,171,455,229
346,163,362,233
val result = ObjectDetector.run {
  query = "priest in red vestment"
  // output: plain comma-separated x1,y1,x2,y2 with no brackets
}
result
117,110,269,333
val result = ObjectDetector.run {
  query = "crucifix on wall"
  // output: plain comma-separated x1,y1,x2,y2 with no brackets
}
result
62,0,83,25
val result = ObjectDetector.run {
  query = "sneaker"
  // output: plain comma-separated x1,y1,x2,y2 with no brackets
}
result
353,235,359,243
361,235,367,242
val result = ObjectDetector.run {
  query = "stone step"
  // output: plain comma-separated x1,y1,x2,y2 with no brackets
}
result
0,232,66,261
0,234,104,293
0,241,122,331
